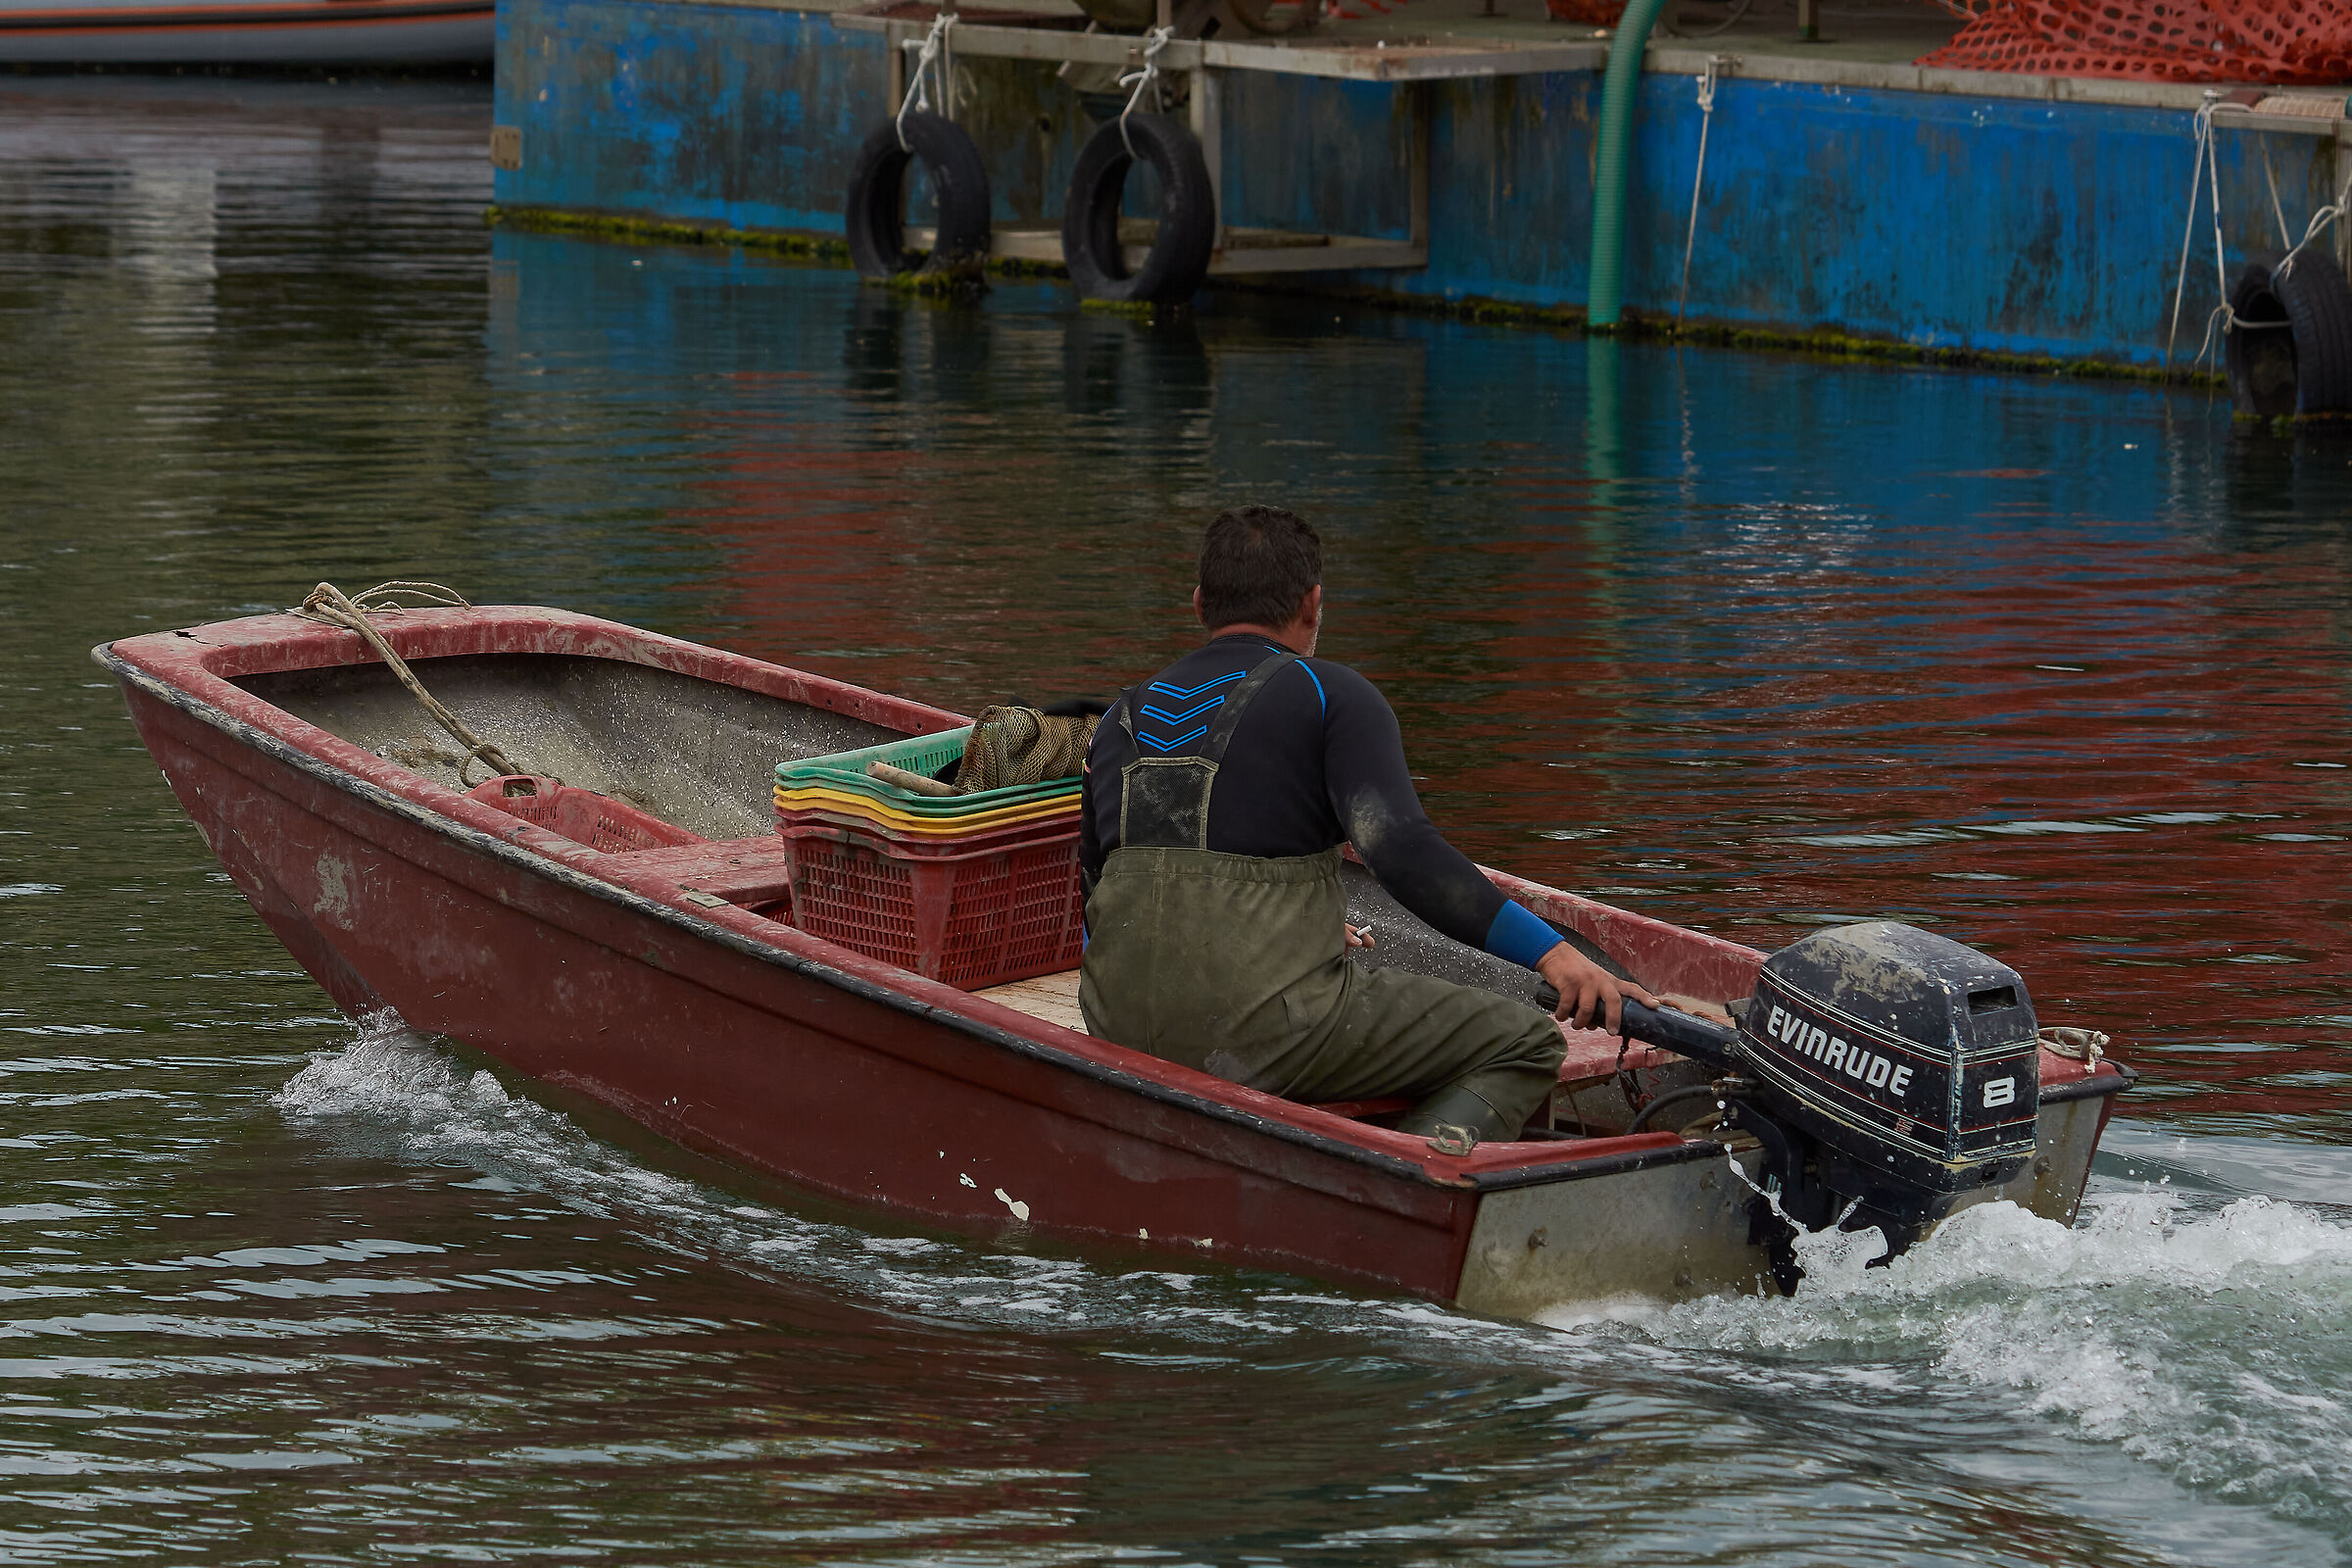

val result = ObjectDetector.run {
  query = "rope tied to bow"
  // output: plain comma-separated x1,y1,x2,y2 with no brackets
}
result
293,580,529,786
2037,1026,2109,1068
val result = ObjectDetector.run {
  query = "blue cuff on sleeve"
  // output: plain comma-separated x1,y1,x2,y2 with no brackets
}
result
1484,900,1561,972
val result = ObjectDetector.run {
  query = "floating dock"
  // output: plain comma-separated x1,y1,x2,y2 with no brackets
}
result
491,0,2352,372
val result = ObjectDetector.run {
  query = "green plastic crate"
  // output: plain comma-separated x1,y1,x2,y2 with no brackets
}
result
776,728,1083,813
779,727,970,784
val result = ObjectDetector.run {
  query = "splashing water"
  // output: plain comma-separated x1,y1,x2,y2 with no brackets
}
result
272,1013,1299,1339
277,1016,2352,1557
1550,1184,2352,1543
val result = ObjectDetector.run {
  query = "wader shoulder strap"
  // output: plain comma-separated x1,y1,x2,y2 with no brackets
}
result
1197,650,1297,765
1113,651,1297,852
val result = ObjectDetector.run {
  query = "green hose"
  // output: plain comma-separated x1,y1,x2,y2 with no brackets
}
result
1587,0,1671,330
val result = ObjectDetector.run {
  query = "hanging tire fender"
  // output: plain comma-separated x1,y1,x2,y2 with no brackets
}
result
1060,113,1216,305
2225,258,2297,418
844,111,993,280
2271,249,2352,416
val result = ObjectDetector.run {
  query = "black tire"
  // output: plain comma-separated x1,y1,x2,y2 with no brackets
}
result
2273,249,2352,415
2225,260,2297,419
1060,114,1216,305
843,112,992,281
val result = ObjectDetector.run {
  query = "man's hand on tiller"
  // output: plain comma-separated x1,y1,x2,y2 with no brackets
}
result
1537,943,1657,1034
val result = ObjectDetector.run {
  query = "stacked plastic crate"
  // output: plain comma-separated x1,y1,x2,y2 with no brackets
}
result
772,729,1087,990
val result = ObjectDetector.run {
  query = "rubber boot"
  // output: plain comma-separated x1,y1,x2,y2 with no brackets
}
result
1394,1082,1518,1151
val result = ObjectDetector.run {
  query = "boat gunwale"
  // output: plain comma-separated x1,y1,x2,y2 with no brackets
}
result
0,0,491,28
2040,1065,2138,1103
97,609,1871,1196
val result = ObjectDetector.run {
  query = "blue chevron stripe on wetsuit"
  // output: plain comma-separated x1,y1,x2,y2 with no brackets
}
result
1079,634,1563,970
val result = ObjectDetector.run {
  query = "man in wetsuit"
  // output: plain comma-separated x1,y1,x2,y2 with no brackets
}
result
1078,505,1656,1145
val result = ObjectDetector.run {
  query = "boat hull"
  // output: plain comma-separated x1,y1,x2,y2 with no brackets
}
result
98,610,2132,1314
0,1,490,64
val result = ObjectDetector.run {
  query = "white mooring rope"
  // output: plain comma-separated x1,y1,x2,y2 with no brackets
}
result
2170,97,2221,366
896,11,958,152
1676,55,1728,331
2274,163,2352,285
2262,138,2294,252
1117,26,1175,157
2169,95,2228,368
2167,95,2304,373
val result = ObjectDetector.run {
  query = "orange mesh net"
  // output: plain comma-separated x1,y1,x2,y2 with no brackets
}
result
1544,3,2351,81
1918,0,2352,84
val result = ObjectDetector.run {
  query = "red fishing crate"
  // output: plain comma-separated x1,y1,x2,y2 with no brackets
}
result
776,822,1085,990
468,776,704,854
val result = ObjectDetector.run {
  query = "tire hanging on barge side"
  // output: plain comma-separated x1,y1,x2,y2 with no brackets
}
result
2225,250,2352,418
844,111,993,281
1061,113,1216,306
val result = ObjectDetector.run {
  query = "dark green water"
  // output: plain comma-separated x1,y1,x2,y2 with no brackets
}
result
4,73,2351,1567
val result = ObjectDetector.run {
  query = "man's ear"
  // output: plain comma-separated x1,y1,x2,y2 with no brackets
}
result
1193,586,1206,624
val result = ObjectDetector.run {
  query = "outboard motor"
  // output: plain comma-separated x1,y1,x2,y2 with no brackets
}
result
1617,921,2041,1293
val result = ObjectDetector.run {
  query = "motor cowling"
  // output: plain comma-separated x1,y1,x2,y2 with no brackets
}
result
1738,922,2040,1240
1617,920,2042,1284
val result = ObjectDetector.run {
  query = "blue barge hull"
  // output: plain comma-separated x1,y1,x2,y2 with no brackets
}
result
493,0,2351,370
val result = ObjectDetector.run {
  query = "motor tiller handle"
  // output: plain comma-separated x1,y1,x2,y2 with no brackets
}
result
1533,986,1742,1073
1616,997,1740,1072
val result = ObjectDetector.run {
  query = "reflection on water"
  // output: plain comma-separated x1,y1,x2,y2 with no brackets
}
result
2,72,2349,1568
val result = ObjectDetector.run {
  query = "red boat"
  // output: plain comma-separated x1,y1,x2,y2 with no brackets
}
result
0,0,491,65
96,603,2132,1317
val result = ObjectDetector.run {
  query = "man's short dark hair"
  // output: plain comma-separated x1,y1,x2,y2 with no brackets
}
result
1199,506,1321,629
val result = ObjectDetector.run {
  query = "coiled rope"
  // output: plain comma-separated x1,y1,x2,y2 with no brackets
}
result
2038,1025,2109,1068
292,581,527,785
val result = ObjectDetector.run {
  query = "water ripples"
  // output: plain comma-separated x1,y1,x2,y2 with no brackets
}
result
12,1017,2332,1565
2,70,2350,1565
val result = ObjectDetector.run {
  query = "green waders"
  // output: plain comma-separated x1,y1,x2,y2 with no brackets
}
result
1077,653,1565,1144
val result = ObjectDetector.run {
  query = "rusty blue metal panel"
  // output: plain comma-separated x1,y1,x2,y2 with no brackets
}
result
1375,73,2337,368
497,0,881,233
1416,71,1602,306
496,0,1104,231
1593,75,2342,367
495,0,2342,368
1219,71,1415,241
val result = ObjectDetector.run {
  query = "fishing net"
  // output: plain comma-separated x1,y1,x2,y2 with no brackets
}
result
1542,0,2352,83
953,706,1098,793
1919,0,2352,83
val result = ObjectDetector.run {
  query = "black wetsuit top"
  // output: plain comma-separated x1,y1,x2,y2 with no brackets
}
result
1079,635,1560,969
